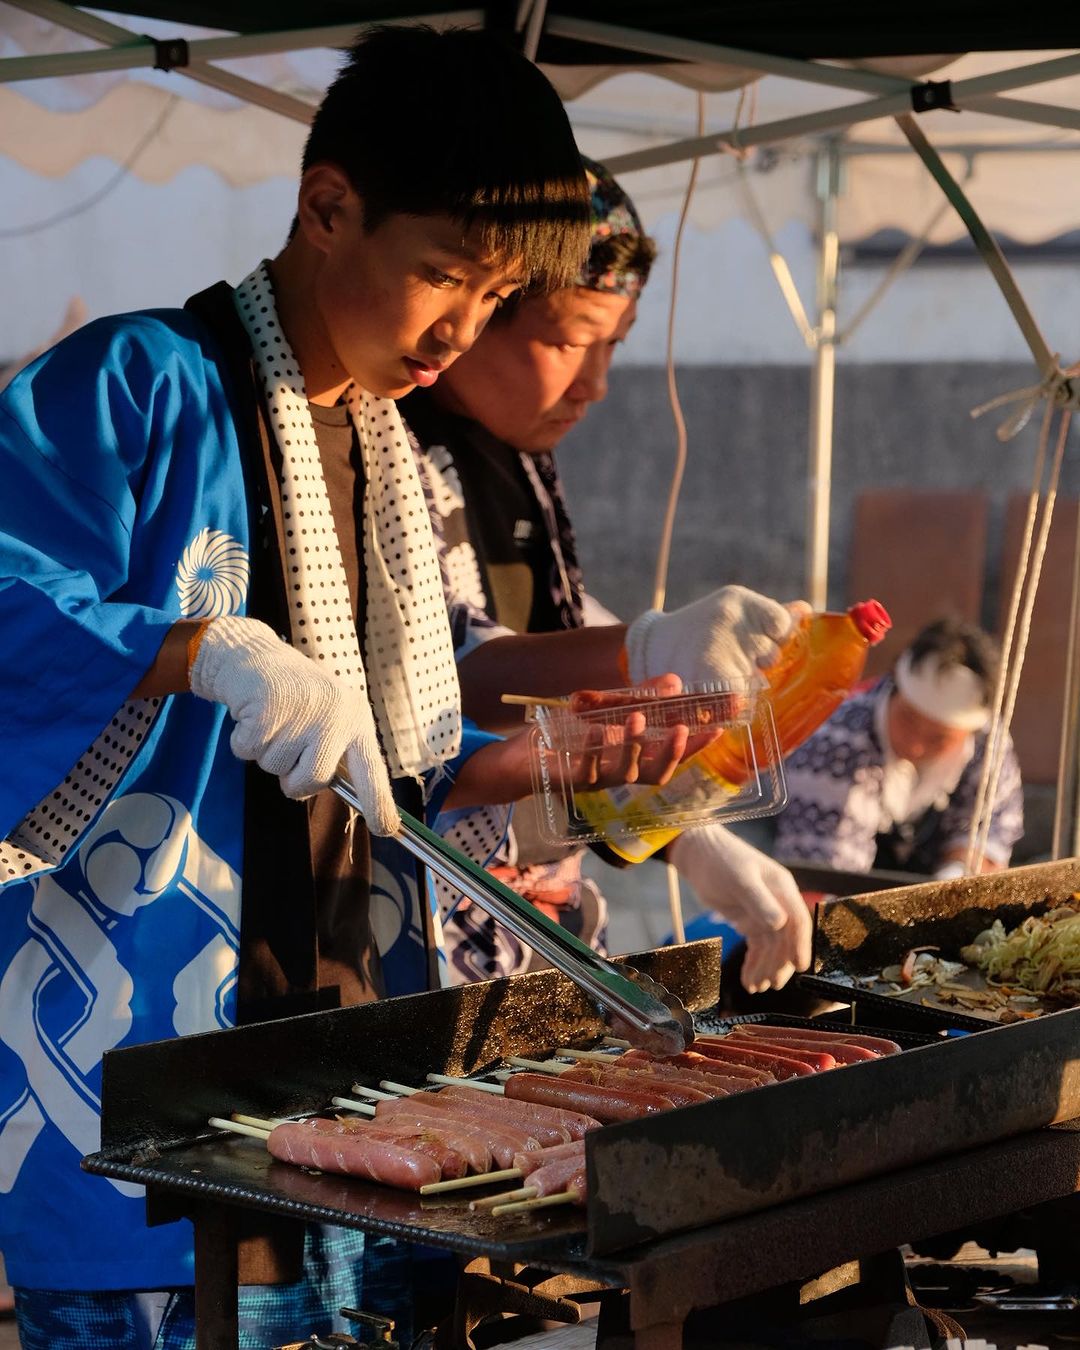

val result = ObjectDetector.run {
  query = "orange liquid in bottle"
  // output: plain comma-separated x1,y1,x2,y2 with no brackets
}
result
587,600,891,862
706,601,891,786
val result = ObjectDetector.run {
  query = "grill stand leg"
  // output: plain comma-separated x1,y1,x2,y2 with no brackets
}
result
628,1279,686,1350
193,1202,240,1350
630,1322,683,1350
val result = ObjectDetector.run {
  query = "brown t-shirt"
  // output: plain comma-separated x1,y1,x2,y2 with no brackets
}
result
305,400,381,1005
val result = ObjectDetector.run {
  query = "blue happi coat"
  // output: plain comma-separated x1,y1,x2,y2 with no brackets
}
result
0,308,494,1292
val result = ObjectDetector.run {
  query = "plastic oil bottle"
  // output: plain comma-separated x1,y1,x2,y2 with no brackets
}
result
581,600,891,863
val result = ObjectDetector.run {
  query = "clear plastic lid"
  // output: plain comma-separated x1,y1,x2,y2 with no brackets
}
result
526,679,787,857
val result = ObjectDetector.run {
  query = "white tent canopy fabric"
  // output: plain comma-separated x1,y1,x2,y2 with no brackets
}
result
4,11,1080,244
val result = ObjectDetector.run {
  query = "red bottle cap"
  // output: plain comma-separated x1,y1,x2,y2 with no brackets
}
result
848,600,891,644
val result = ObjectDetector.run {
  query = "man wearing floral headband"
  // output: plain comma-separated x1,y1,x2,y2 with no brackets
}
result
404,159,813,994
774,617,1024,877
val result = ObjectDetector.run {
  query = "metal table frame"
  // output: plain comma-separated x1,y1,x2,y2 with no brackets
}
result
149,1120,1080,1350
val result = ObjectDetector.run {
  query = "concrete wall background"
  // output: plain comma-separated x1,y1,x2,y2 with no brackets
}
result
556,360,1080,626
557,360,1074,870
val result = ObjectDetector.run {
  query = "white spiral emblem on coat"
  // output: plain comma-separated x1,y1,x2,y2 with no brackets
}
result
176,528,250,618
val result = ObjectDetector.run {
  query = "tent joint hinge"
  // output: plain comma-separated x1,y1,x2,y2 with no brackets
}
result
911,79,959,115
145,36,190,72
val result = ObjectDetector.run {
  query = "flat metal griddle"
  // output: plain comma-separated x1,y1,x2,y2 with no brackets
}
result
84,931,1080,1261
800,857,1080,1031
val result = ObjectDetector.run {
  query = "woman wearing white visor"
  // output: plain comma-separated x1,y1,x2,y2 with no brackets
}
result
774,617,1023,878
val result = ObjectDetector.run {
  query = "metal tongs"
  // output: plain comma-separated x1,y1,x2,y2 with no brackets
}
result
331,776,694,1055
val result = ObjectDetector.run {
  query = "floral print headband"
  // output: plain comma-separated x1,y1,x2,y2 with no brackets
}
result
576,156,650,299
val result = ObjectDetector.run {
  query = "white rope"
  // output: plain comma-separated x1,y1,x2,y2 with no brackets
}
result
975,408,1073,870
963,400,1053,873
653,91,708,945
650,91,707,615
964,401,1074,872
970,363,1080,441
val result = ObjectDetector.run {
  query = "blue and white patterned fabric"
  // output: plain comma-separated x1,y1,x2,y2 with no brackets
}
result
0,310,498,1292
773,681,1024,873
0,312,252,1291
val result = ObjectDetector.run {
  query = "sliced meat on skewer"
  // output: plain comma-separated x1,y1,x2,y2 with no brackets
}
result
436,1085,599,1140
374,1098,540,1170
267,1122,441,1191
731,1024,901,1055
504,1072,676,1123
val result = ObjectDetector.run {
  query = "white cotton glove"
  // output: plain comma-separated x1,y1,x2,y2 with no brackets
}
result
189,615,399,836
624,585,795,687
668,824,813,993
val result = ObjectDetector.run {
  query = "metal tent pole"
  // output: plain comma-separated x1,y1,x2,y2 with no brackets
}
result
1,2,484,82
806,140,842,611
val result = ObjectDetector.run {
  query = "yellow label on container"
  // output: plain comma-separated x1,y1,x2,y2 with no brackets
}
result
573,739,744,863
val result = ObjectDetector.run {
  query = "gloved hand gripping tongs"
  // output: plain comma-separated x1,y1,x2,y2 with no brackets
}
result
331,775,694,1055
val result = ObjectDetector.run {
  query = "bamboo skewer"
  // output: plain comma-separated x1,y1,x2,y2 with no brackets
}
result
492,1190,581,1218
471,1184,537,1211
426,1073,504,1093
419,1168,523,1195
208,1116,270,1140
346,1084,399,1101
330,1096,377,1116
555,1047,625,1063
505,1055,568,1073
232,1112,286,1130
499,693,571,709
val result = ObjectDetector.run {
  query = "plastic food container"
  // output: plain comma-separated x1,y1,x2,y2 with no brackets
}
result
528,680,787,862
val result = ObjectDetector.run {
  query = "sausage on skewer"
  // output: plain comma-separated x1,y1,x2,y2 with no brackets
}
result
560,1064,713,1107
687,1040,818,1079
291,1116,469,1180
730,1024,901,1055
407,1087,571,1145
693,1035,836,1072
504,1072,676,1123
436,1085,599,1140
267,1122,441,1191
374,1098,540,1170
725,1030,877,1064
621,1049,774,1085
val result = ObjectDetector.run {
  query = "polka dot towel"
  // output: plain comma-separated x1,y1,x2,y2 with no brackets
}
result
234,263,461,779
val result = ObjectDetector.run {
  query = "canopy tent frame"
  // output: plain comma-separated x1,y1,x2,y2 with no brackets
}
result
4,1,1080,855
